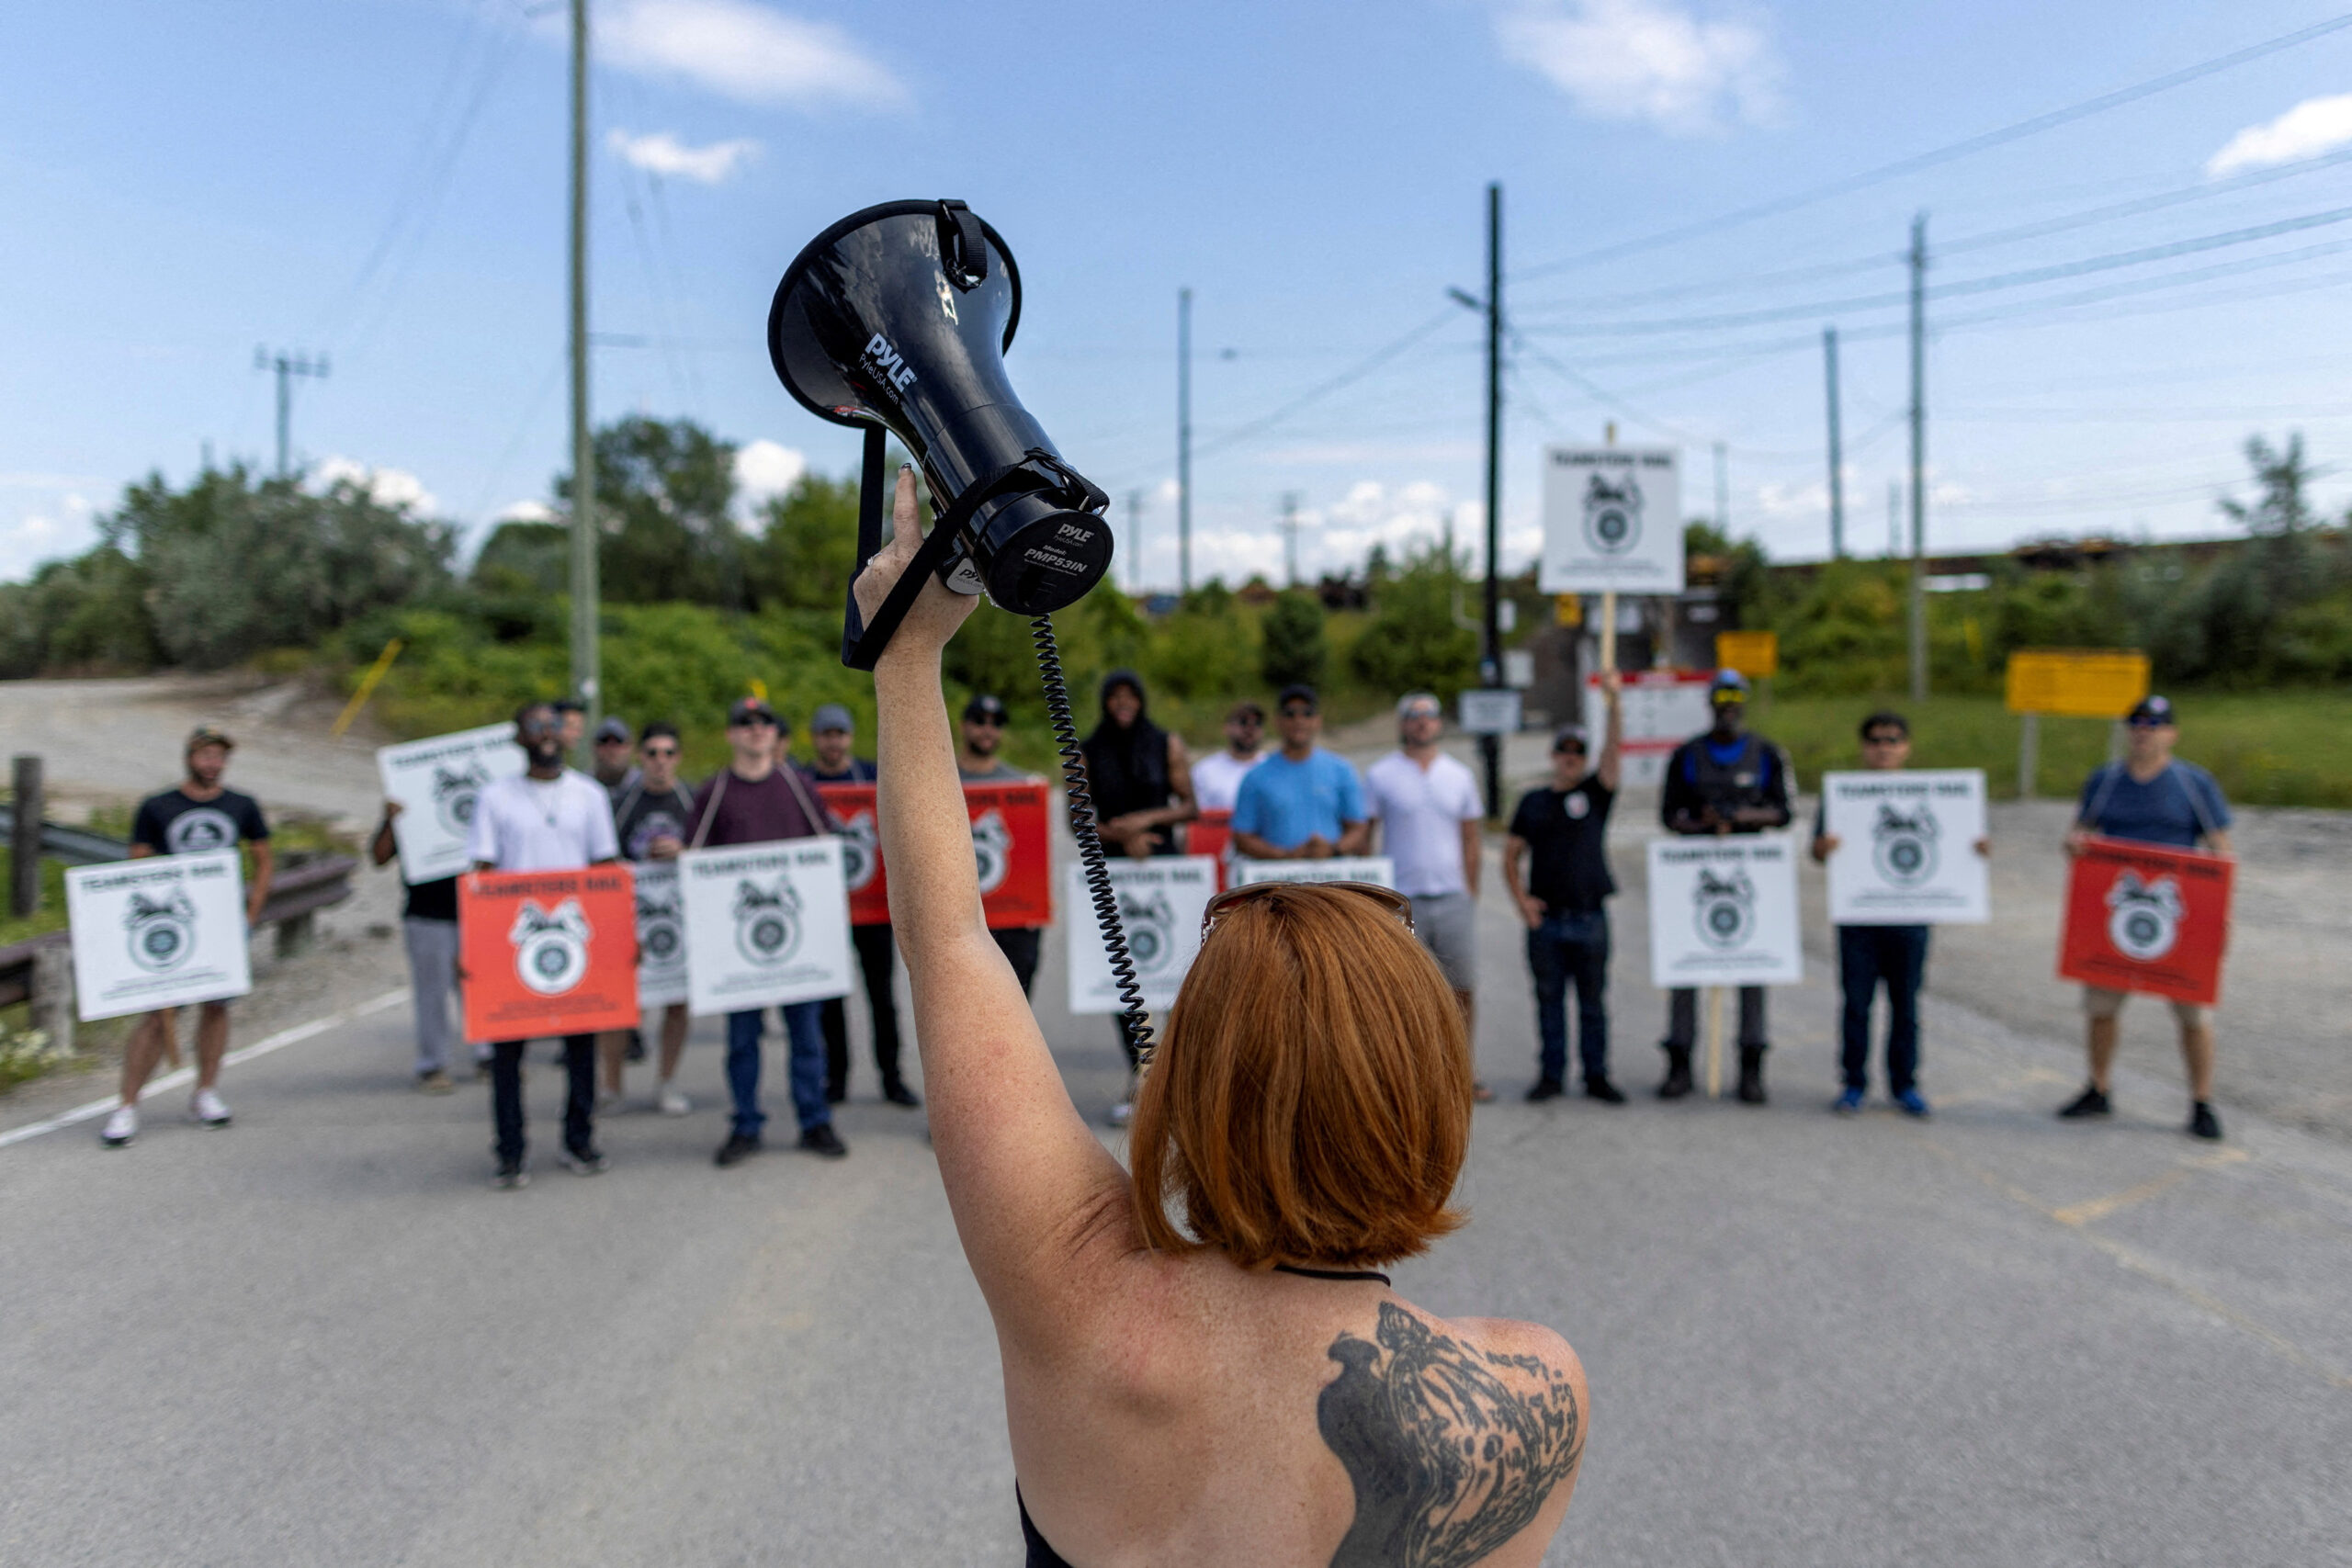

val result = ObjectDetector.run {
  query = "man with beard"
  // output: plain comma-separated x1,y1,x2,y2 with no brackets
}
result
99,726,275,1148
1186,701,1267,816
466,702,620,1188
592,716,639,795
690,698,848,1166
956,694,1047,999
1080,671,1197,1124
807,703,916,1108
1657,670,1792,1104
605,721,695,1115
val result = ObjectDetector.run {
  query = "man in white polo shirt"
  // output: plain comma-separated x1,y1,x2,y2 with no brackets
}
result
1364,691,1493,1101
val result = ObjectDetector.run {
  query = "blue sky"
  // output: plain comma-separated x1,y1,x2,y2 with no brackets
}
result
8,0,2352,588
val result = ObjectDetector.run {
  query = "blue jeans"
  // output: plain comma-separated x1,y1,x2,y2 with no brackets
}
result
1838,925,1929,1094
1527,909,1611,1084
724,1002,830,1139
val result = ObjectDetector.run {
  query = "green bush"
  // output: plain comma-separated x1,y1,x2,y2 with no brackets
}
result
1260,590,1328,690
1349,546,1478,700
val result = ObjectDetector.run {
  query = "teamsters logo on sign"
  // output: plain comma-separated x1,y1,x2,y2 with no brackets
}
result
2106,871,2184,962
637,885,683,968
1871,803,1940,887
433,761,491,837
838,808,879,893
509,898,592,995
1693,868,1756,949
1582,471,1643,556
970,809,1012,897
125,890,198,973
733,879,805,967
1119,889,1178,975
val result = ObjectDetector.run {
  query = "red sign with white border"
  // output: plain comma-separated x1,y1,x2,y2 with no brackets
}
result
460,866,640,1040
2057,837,2233,1008
816,783,888,925
813,781,1053,929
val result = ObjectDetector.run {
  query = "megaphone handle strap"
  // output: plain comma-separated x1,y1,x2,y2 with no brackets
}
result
841,454,1057,671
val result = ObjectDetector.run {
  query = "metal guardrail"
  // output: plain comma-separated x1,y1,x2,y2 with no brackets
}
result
0,804,135,867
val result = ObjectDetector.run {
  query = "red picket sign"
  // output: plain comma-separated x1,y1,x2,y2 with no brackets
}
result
968,781,1053,929
2057,836,2233,1007
816,783,889,926
460,866,640,1040
1187,809,1233,888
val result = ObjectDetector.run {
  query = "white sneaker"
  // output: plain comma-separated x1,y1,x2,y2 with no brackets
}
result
100,1104,138,1147
658,1082,691,1117
190,1089,232,1128
594,1089,623,1115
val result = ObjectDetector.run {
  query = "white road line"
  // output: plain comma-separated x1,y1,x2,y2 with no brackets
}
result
0,987,409,1151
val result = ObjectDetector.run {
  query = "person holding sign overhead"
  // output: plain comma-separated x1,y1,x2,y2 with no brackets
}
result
467,702,621,1188
1657,671,1792,1103
99,726,274,1149
693,697,849,1166
2060,695,2233,1141
1230,684,1369,862
1810,713,1989,1120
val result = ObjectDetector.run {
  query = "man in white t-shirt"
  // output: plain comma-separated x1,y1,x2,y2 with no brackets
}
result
466,701,622,1190
1188,701,1266,814
1364,691,1491,1100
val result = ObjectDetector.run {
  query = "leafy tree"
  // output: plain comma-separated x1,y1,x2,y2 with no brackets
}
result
1260,589,1328,690
1349,543,1476,700
471,519,569,596
747,469,860,612
560,416,744,608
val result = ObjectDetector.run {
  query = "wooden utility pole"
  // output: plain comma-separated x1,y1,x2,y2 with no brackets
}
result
1907,212,1928,702
1479,183,1503,819
568,0,601,754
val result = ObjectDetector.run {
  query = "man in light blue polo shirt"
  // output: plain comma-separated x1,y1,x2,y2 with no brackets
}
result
1231,683,1369,860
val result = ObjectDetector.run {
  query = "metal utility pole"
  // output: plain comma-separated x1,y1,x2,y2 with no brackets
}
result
1823,326,1846,558
568,0,601,747
253,348,329,478
1479,182,1503,820
1907,212,1928,702
1281,491,1302,586
1125,488,1144,593
1888,479,1900,558
1713,441,1728,535
1177,288,1193,597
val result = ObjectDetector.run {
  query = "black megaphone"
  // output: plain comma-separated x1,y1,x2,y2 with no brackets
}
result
768,199,1114,670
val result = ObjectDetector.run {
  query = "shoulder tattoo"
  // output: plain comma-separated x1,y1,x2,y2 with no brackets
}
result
1317,1302,1582,1567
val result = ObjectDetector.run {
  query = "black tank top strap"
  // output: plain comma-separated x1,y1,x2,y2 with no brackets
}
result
1018,1485,1079,1568
1272,1263,1393,1285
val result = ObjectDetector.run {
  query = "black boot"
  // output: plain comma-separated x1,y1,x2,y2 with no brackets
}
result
1736,1044,1769,1104
1657,1046,1693,1100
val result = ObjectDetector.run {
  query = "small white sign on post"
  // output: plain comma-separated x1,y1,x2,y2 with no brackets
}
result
1066,856,1218,1014
65,851,253,1021
1646,836,1803,987
1458,689,1522,737
678,839,854,1014
631,859,691,1010
1540,446,1685,593
1585,671,1715,789
1229,856,1396,889
1821,769,1990,925
377,723,526,885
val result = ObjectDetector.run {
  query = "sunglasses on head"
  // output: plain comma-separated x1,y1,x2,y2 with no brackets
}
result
1200,879,1413,938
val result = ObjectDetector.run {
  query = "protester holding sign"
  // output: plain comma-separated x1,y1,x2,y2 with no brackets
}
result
368,802,481,1093
1505,673,1623,1104
466,702,621,1188
1230,684,1369,862
956,694,1048,998
607,722,695,1116
99,726,274,1149
691,697,848,1165
807,703,915,1109
2060,695,2233,1141
1657,671,1792,1103
1811,714,1990,1120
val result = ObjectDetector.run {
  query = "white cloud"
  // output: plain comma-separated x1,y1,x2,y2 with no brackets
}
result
598,0,903,107
313,457,438,515
1492,0,1782,136
733,438,808,513
2206,94,2352,176
496,500,559,525
608,128,760,184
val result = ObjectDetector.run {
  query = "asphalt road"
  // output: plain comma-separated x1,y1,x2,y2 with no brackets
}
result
4,808,2348,1566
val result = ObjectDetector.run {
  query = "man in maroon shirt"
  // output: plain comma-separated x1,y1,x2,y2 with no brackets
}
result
688,697,848,1165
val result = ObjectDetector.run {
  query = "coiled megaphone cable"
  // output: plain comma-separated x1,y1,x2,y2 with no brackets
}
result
1032,614,1154,1063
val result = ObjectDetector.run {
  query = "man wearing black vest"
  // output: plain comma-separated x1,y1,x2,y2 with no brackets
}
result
1657,670,1792,1103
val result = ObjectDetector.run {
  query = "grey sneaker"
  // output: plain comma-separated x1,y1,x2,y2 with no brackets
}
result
560,1145,609,1176
492,1158,529,1190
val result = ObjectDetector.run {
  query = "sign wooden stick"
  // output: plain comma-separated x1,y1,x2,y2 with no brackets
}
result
1600,589,1618,673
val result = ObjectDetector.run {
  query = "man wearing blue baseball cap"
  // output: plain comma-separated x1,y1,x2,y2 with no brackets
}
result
1657,669,1792,1103
2060,694,2233,1141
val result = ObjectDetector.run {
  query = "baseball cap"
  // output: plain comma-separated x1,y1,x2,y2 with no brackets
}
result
727,696,779,728
2127,694,2176,725
1710,669,1751,705
810,703,854,735
1276,683,1319,712
964,694,1010,723
1552,724,1590,753
186,724,234,753
594,716,631,744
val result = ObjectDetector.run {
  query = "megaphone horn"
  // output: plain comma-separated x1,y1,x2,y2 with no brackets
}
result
767,199,1115,671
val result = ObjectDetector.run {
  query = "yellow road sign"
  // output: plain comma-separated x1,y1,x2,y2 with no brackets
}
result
1713,630,1778,678
2005,649,2149,717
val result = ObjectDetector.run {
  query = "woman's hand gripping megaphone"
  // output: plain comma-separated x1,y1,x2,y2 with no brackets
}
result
852,465,978,669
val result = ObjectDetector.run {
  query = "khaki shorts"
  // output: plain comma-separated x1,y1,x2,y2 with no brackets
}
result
1408,891,1477,992
2083,986,2210,1030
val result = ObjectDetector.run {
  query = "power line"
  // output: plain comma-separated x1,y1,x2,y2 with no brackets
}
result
1190,308,1464,457
1510,11,2352,281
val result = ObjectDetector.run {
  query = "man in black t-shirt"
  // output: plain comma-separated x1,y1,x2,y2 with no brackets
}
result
369,802,482,1093
100,726,275,1148
1503,673,1623,1103
606,721,697,1114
